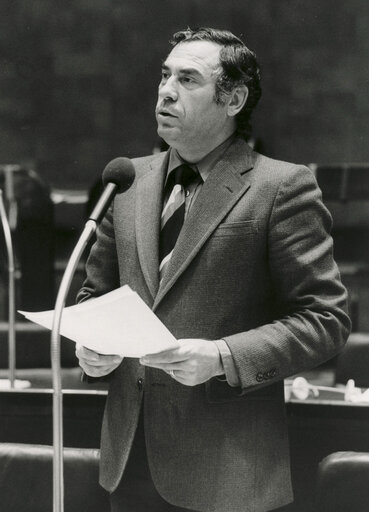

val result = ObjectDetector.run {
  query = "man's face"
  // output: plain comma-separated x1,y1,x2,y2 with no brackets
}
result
155,40,234,159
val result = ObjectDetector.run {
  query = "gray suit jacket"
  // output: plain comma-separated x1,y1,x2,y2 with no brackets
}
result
78,137,350,512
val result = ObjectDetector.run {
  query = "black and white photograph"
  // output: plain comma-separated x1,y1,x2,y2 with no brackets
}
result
0,1,368,511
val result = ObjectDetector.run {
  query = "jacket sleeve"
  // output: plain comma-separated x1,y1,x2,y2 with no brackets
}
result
223,165,351,392
77,204,120,304
76,204,121,382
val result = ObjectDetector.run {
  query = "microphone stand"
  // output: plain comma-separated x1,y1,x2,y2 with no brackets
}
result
51,219,97,512
51,158,134,511
0,190,16,388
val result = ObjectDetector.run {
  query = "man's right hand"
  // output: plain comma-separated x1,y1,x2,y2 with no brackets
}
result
75,345,123,377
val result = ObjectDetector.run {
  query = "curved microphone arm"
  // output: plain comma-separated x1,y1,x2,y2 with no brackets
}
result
0,190,16,388
51,219,97,512
51,157,134,512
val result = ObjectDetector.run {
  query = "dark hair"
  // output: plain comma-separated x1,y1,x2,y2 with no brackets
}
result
170,27,262,139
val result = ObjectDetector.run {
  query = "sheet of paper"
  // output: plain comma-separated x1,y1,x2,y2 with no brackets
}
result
19,285,178,357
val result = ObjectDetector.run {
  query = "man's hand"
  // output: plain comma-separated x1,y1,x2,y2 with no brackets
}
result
139,338,224,386
75,345,123,377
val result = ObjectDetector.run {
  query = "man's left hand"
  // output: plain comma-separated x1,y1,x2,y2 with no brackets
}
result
140,338,224,386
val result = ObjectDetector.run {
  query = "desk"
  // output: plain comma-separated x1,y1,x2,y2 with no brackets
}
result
286,390,369,511
1,386,369,511
0,388,107,448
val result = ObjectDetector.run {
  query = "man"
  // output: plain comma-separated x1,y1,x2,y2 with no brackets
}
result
76,28,350,512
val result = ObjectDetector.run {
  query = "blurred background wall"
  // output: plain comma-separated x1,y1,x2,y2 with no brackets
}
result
0,0,368,189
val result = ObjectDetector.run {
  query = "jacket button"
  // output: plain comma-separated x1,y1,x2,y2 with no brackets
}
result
256,372,264,383
137,378,143,391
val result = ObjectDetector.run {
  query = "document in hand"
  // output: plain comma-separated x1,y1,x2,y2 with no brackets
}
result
19,285,178,357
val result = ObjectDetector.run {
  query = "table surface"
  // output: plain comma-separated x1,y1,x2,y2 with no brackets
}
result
1,367,369,512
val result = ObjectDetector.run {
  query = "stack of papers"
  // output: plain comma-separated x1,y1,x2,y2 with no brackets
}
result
19,285,178,358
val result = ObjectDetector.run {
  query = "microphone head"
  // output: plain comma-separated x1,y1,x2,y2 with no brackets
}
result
102,157,135,193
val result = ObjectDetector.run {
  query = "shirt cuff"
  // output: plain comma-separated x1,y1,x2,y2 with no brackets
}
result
212,339,240,387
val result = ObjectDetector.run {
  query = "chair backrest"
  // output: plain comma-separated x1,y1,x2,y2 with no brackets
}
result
316,451,369,512
335,332,369,388
0,443,110,512
0,167,55,316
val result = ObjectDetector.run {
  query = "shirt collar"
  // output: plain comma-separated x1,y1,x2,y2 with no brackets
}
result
166,133,236,184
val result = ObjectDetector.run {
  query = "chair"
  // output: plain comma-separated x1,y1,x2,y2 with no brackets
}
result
0,167,55,317
335,332,369,388
316,451,369,511
0,443,110,512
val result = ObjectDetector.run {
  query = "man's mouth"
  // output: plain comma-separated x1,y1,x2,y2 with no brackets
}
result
158,110,177,118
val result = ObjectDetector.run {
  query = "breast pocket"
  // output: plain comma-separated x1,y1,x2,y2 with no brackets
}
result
213,220,259,238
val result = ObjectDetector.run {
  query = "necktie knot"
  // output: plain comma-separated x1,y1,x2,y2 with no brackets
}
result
173,164,198,188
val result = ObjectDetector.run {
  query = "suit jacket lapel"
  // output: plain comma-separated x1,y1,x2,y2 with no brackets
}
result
135,152,167,301
153,138,255,310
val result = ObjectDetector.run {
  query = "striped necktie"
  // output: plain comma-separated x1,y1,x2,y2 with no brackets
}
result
159,164,197,279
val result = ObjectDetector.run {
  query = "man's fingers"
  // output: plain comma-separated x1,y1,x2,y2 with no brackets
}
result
140,349,187,365
76,345,99,361
142,361,188,371
86,354,122,366
80,361,119,378
140,338,223,387
76,345,122,366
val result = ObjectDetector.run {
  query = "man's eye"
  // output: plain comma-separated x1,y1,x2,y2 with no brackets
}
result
160,71,169,81
182,76,194,84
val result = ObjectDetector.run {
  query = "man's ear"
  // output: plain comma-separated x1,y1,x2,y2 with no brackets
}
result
227,85,248,117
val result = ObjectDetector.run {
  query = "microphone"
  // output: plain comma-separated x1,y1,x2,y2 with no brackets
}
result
1,165,21,201
0,165,21,231
89,157,135,224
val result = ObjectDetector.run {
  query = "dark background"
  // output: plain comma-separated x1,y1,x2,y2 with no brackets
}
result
0,0,368,189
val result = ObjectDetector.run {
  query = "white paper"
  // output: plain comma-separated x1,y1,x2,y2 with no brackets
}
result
19,285,178,357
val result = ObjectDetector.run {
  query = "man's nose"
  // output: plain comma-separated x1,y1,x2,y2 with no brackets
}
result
159,76,178,101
